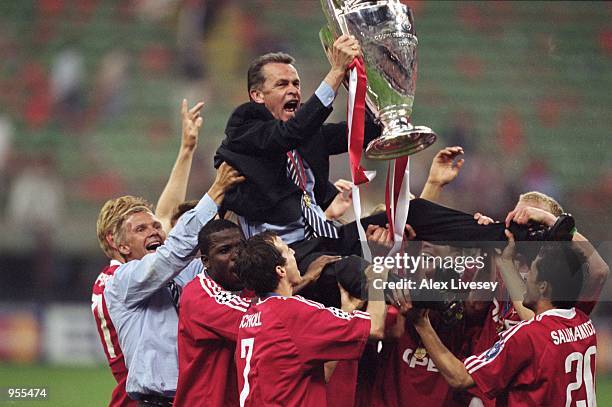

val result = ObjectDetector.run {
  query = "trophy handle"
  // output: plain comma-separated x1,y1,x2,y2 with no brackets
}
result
319,26,334,65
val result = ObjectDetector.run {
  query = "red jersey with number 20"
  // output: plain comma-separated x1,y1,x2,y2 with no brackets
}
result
91,261,136,407
464,307,597,407
236,295,370,407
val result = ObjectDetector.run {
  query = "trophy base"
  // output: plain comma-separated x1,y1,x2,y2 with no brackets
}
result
365,125,437,160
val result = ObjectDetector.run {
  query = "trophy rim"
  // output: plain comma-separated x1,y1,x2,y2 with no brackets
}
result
365,127,437,160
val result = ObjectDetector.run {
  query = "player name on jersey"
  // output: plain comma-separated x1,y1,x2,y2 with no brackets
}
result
240,311,262,329
550,320,596,345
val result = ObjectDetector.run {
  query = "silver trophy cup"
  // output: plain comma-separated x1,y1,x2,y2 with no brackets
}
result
320,0,436,159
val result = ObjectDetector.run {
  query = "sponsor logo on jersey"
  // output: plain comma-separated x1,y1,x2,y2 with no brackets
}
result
401,348,439,372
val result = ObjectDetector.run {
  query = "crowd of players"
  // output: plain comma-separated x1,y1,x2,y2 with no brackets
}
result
90,36,608,406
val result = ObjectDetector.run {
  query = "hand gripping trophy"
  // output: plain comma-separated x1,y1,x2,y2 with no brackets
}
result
320,0,437,159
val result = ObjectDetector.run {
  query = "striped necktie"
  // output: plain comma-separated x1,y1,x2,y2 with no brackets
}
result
286,150,339,239
167,280,182,312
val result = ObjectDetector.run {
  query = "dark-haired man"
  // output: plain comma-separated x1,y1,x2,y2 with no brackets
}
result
174,220,341,406
215,35,372,245
234,232,388,407
174,219,249,407
412,238,597,406
215,39,542,307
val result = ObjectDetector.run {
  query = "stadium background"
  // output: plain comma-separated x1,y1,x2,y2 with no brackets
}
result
0,1,609,405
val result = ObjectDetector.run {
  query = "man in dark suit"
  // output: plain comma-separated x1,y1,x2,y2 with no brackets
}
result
216,35,368,231
214,36,536,306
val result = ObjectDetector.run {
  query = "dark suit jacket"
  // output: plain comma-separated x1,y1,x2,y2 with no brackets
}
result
214,94,381,224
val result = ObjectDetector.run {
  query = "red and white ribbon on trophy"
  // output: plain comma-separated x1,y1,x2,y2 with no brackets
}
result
346,57,375,261
385,157,410,256
346,57,410,260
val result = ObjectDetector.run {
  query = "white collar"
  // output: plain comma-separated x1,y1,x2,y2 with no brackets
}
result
537,307,576,320
109,259,122,267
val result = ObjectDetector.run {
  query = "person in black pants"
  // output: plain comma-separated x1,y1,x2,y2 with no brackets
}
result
215,37,537,306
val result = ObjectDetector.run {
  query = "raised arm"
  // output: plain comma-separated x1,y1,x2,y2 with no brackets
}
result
420,146,464,203
506,205,609,313
322,34,361,92
109,163,244,308
156,99,204,233
495,230,535,320
412,310,475,389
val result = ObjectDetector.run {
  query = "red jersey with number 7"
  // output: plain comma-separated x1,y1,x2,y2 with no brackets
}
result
91,261,136,407
236,295,370,407
464,307,597,407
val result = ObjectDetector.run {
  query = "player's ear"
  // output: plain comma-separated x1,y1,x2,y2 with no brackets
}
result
118,244,131,257
105,233,117,251
275,265,286,279
250,88,264,103
201,253,210,268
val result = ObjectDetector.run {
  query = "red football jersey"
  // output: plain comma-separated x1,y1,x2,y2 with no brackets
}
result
464,308,597,407
327,306,399,407
326,360,358,407
174,273,250,407
236,295,370,407
372,315,465,407
465,297,523,406
91,261,136,407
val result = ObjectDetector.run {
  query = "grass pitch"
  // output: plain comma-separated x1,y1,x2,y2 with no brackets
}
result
0,363,610,406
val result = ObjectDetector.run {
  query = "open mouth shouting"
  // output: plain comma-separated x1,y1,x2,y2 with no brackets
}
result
145,239,163,252
283,99,299,115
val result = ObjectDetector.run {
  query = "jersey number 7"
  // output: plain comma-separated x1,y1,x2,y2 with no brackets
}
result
240,338,255,407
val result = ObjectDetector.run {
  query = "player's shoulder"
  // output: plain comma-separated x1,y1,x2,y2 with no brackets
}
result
275,295,368,321
494,314,543,348
280,295,328,313
252,296,319,319
501,308,591,347
289,295,326,307
190,273,251,310
535,307,588,326
92,261,121,290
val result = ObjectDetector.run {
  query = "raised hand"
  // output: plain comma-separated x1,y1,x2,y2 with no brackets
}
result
324,179,353,220
208,162,245,205
293,255,342,294
505,205,557,228
366,224,392,259
427,146,464,187
324,34,362,91
181,99,204,152
339,283,365,313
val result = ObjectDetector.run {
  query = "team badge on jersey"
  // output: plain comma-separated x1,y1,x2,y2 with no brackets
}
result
485,340,503,360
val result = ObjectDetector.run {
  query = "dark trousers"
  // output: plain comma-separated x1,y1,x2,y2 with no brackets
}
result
290,198,522,306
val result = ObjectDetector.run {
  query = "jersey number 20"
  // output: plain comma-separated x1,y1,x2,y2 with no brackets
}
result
565,345,596,407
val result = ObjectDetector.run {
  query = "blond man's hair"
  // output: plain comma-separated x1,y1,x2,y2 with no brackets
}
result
519,191,564,217
96,196,153,258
